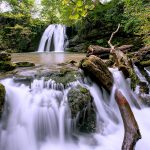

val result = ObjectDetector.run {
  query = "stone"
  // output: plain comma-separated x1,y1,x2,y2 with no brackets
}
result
68,85,96,133
0,61,16,72
139,81,149,94
140,60,150,67
0,52,11,61
15,61,35,67
49,67,81,87
119,65,130,79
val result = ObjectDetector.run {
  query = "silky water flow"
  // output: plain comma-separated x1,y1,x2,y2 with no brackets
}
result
0,69,150,150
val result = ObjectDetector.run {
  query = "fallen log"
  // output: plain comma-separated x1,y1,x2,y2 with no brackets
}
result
87,45,133,56
80,55,113,93
115,89,141,150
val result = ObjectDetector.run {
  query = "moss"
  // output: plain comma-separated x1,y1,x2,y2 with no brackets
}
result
129,68,140,90
68,85,96,133
79,86,89,94
140,60,150,67
0,83,6,118
0,52,11,61
15,62,35,67
0,61,16,72
49,67,80,87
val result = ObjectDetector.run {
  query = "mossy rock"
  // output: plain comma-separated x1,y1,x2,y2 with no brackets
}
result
0,61,16,72
15,61,35,67
68,85,96,133
49,67,80,87
140,60,150,67
0,83,6,118
0,52,11,61
119,65,130,79
139,82,149,94
129,68,140,90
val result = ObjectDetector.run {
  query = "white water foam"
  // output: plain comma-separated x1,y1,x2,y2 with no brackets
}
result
38,24,68,52
0,69,150,150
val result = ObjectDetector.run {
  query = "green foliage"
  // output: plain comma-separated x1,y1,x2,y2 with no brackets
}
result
2,0,35,16
123,0,150,45
76,0,125,40
0,12,47,52
41,0,95,25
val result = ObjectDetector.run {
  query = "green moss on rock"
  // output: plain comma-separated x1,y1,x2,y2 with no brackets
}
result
0,61,16,72
49,67,80,87
68,85,96,133
15,61,35,67
140,60,150,67
0,52,11,61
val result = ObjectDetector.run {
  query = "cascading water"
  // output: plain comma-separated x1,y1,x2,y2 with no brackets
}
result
0,69,150,150
38,24,68,52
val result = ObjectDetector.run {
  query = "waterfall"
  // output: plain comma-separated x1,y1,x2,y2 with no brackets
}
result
0,69,150,150
38,24,68,52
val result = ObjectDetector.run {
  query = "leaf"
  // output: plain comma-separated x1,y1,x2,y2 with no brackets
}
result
76,0,83,7
81,10,87,17
69,13,79,20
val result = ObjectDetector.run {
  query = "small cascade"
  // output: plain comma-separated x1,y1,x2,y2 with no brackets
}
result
38,24,68,52
133,65,150,95
0,68,150,150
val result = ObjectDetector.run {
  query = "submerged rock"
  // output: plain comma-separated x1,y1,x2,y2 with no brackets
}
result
0,83,6,118
15,62,35,67
68,85,96,133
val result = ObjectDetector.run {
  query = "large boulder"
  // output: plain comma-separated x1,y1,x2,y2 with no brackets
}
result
68,85,96,133
80,55,113,93
0,83,6,118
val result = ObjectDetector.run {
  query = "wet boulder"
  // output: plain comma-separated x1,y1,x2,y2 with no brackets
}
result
15,61,35,67
139,81,149,94
0,83,6,117
68,85,96,133
49,67,81,87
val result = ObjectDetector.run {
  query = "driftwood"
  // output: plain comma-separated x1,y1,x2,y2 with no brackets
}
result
80,55,113,93
87,45,133,56
115,89,141,150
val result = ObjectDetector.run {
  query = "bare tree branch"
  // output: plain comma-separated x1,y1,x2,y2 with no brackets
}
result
108,24,120,51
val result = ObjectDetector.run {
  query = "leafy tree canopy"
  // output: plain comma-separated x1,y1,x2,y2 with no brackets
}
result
123,0,150,45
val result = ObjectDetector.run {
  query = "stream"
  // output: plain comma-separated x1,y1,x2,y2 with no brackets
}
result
0,53,150,150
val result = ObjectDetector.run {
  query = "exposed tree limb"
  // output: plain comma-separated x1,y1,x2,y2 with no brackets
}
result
115,89,141,150
87,45,133,56
108,24,120,52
